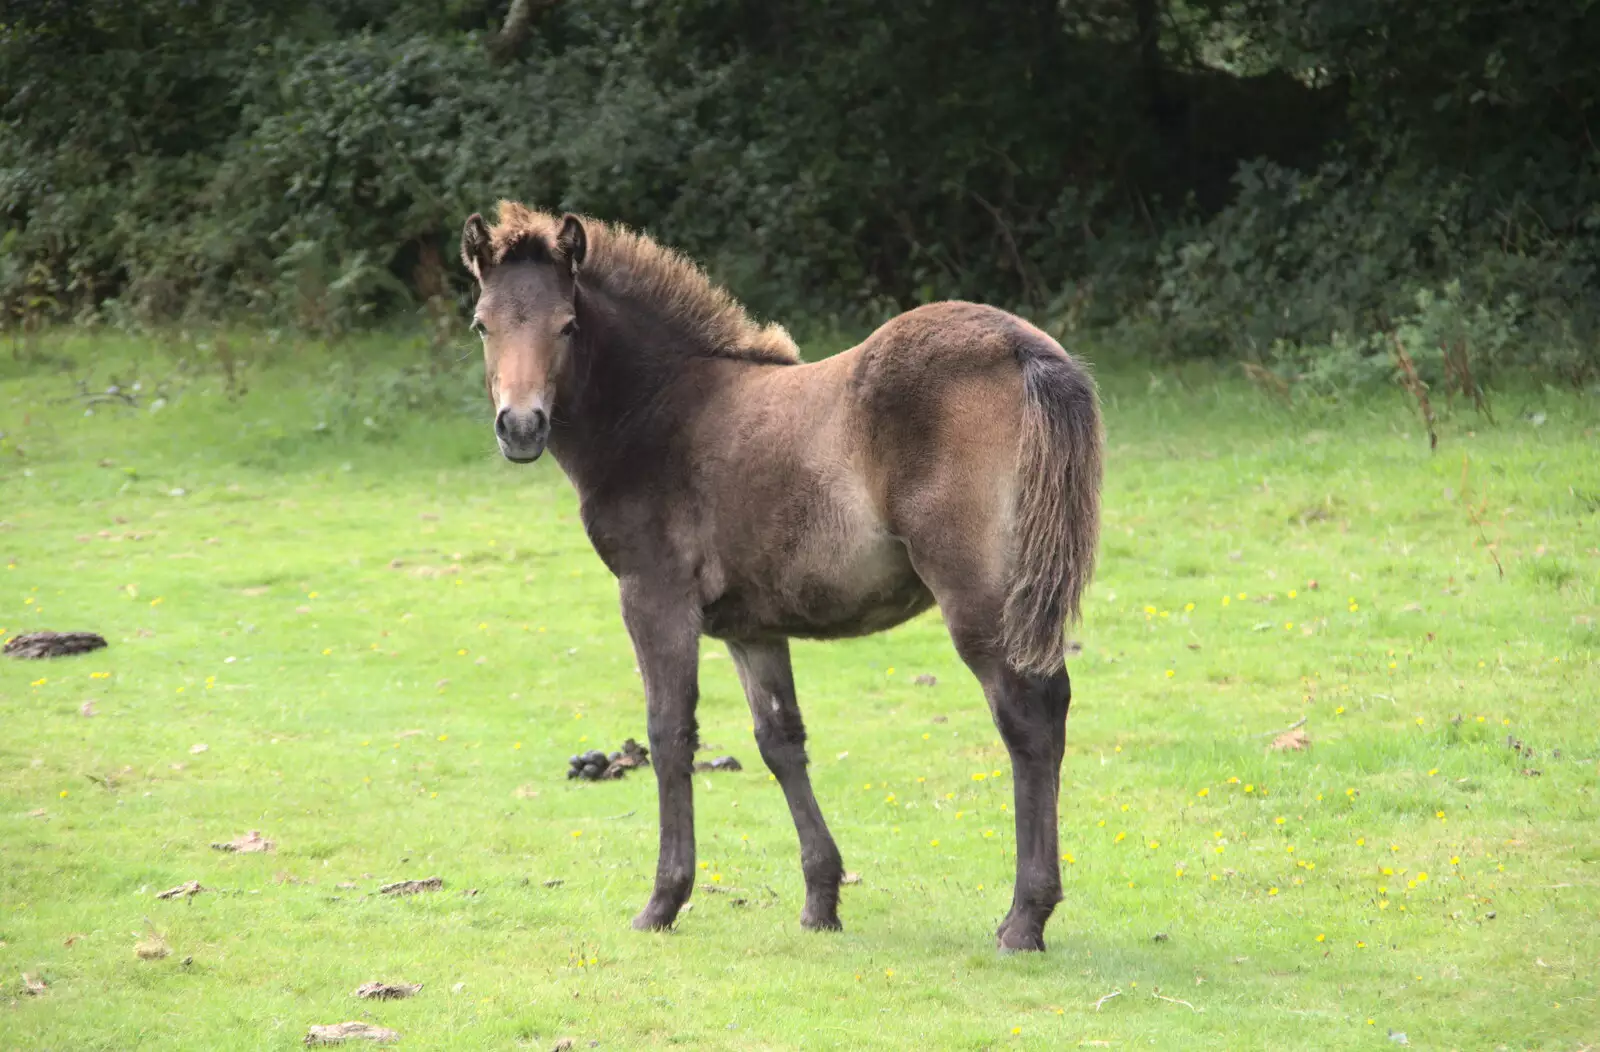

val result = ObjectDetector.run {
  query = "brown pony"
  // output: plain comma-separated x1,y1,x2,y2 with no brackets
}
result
461,202,1102,951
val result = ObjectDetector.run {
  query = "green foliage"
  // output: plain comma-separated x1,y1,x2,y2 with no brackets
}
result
4,0,1599,387
1149,160,1600,389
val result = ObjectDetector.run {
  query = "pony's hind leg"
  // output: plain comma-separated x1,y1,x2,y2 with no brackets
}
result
910,549,1071,951
728,638,845,930
982,660,1070,951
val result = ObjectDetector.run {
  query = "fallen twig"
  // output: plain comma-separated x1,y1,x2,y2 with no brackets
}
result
603,810,635,820
1093,989,1122,1011
1153,989,1201,1012
1258,717,1307,739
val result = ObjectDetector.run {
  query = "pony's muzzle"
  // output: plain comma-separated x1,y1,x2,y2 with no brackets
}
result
495,405,549,463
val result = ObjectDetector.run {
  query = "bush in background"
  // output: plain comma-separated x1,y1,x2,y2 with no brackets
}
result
3,0,1597,388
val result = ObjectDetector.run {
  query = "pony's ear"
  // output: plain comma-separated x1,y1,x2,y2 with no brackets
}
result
555,213,587,274
460,213,492,281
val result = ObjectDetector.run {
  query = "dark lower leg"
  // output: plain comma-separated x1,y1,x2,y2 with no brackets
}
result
633,701,697,930
729,640,844,930
906,534,1075,951
621,581,701,932
992,666,1071,950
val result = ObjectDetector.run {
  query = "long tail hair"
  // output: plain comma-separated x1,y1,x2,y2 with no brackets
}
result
1000,346,1103,675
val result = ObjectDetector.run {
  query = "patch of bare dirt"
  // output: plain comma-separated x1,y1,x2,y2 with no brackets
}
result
21,973,47,996
354,980,421,1000
156,880,204,900
211,830,274,853
1270,728,1310,752
406,564,460,579
304,1022,400,1045
4,631,107,659
134,929,170,960
379,877,442,896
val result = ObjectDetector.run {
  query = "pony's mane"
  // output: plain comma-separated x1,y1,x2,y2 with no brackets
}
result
487,201,800,365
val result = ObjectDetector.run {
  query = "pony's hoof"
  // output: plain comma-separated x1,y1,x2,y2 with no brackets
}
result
996,925,1046,953
632,905,679,932
800,910,843,932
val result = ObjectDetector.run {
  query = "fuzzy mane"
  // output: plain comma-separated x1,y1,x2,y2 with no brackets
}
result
486,201,800,365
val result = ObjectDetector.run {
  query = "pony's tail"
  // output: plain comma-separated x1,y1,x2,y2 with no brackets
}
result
1000,345,1103,676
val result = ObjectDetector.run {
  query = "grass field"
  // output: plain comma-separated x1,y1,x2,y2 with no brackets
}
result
2,330,1597,1050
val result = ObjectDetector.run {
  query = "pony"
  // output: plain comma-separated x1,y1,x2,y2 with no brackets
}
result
460,202,1102,950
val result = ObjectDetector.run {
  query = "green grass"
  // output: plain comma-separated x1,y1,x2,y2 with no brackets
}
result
2,331,1597,1050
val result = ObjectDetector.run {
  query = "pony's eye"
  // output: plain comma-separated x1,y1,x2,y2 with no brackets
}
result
470,319,487,338
559,318,578,337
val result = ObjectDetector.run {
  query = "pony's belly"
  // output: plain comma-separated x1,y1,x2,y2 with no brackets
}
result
701,539,935,641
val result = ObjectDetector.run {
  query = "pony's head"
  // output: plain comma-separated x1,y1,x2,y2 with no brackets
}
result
460,203,587,463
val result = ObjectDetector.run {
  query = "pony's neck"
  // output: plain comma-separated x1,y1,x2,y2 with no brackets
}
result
546,283,724,493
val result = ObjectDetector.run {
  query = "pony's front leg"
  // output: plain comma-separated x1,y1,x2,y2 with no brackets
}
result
620,577,702,931
727,638,844,931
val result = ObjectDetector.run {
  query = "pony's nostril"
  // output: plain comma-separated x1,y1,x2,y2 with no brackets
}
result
494,408,512,440
531,408,548,434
